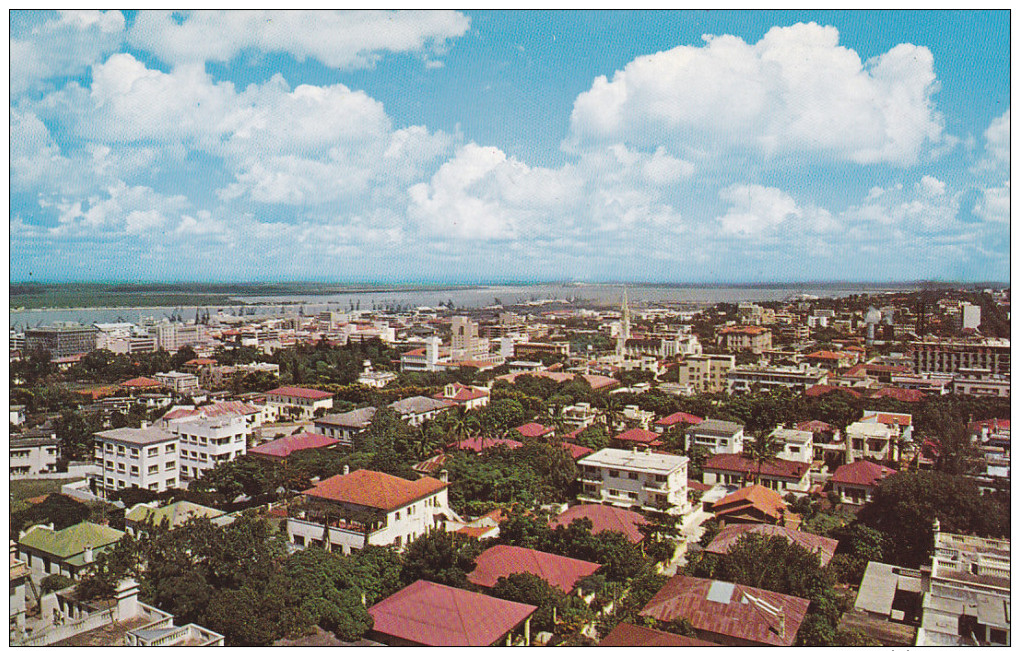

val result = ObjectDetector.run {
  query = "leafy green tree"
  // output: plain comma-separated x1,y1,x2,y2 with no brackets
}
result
400,529,479,588
744,429,782,485
490,573,565,631
202,455,280,500
12,493,90,535
857,470,1009,567
574,424,610,451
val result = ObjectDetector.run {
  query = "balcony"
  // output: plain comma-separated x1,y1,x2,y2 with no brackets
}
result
643,480,668,493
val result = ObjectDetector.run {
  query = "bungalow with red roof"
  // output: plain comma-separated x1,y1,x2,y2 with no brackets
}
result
702,454,811,495
557,441,594,461
708,485,795,527
804,384,863,399
448,437,523,453
432,383,490,410
869,387,924,403
613,428,662,449
264,386,333,420
652,411,703,434
599,622,710,647
548,504,648,544
467,544,601,594
367,580,536,646
120,376,164,392
247,431,339,463
705,523,839,567
515,422,554,439
286,468,453,554
639,575,810,646
830,460,896,505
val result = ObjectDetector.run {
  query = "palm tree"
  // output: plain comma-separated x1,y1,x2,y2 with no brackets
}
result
745,430,783,487
599,395,626,433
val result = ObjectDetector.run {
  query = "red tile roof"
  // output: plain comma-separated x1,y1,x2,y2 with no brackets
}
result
433,384,490,403
248,431,338,459
557,441,594,460
968,418,1010,434
862,411,913,427
794,420,835,434
449,437,523,453
515,422,554,438
870,387,924,403
614,428,661,445
655,411,703,427
831,460,896,488
639,575,809,646
121,376,162,388
705,524,839,567
805,384,862,399
367,580,536,646
467,544,601,593
266,386,333,400
719,326,768,335
303,469,447,511
599,623,711,647
703,454,810,480
184,358,217,366
549,504,648,544
710,485,787,522
806,350,845,359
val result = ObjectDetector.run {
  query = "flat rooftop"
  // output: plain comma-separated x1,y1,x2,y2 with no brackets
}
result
579,447,688,473
94,426,177,446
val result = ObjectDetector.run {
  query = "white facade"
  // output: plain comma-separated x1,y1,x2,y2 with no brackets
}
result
561,402,599,430
91,426,179,497
953,368,1010,398
154,371,201,393
10,436,60,477
165,414,248,481
726,364,828,393
686,420,744,455
771,427,814,464
10,404,26,426
264,389,334,420
578,448,690,515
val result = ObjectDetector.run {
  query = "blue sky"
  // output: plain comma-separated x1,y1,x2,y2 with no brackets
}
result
9,10,1010,283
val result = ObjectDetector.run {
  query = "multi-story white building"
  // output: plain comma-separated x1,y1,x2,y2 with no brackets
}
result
400,337,448,373
952,368,1010,398
154,371,201,394
561,402,600,430
676,354,736,393
916,525,1010,646
770,427,814,464
846,412,912,464
153,321,205,352
286,468,455,554
164,414,248,482
10,434,60,477
726,364,828,393
717,326,772,354
686,419,744,455
264,386,334,420
578,448,690,515
91,426,179,497
910,338,1010,375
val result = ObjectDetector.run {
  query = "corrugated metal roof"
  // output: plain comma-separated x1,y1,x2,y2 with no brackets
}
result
467,544,601,592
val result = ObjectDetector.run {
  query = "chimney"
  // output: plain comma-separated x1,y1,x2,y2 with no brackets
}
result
440,469,449,483
139,421,148,430
343,465,350,476
933,517,941,536
84,546,94,564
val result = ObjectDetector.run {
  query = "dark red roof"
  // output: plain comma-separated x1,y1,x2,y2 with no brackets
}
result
831,460,896,488
467,544,601,592
870,387,924,403
639,575,809,646
303,469,447,511
655,411,704,427
705,523,838,566
805,384,862,399
121,376,162,388
557,441,594,460
794,420,835,434
266,386,333,400
703,454,810,480
248,431,338,459
367,580,536,646
448,437,523,453
433,384,489,403
599,623,711,647
549,504,647,544
515,422,554,438
614,428,661,444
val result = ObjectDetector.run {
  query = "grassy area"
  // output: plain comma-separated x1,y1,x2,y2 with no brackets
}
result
10,478,75,502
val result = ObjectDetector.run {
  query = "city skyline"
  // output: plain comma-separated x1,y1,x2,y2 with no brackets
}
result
10,10,1011,284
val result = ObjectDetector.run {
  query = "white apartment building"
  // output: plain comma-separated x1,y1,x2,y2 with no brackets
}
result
916,526,1010,646
400,337,449,372
10,435,60,477
154,371,201,394
952,367,1010,398
264,386,334,420
91,426,179,497
686,419,744,455
846,412,912,464
910,338,1010,375
153,322,206,352
676,354,735,394
561,402,600,430
726,364,828,393
287,468,455,554
770,427,814,464
578,448,690,515
164,414,248,481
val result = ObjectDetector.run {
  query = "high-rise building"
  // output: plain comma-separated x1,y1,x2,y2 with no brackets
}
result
25,325,97,357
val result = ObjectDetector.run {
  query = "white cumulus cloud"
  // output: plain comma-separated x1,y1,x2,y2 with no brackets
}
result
567,22,943,166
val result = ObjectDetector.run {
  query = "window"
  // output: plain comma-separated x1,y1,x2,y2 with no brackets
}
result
165,461,175,470
990,629,1007,645
628,472,639,480
117,445,126,455
148,447,158,457
117,463,125,471
293,535,305,547
166,478,176,488
148,483,158,490
200,453,208,461
609,489,620,496
394,512,401,521
165,444,175,453
628,491,638,500
130,465,139,475
130,449,139,458
608,469,619,478
655,474,667,483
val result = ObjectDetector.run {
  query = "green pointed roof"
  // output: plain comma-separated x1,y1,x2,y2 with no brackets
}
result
18,521,124,564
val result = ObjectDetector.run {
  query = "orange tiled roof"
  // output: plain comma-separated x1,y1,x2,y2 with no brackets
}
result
303,469,447,511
